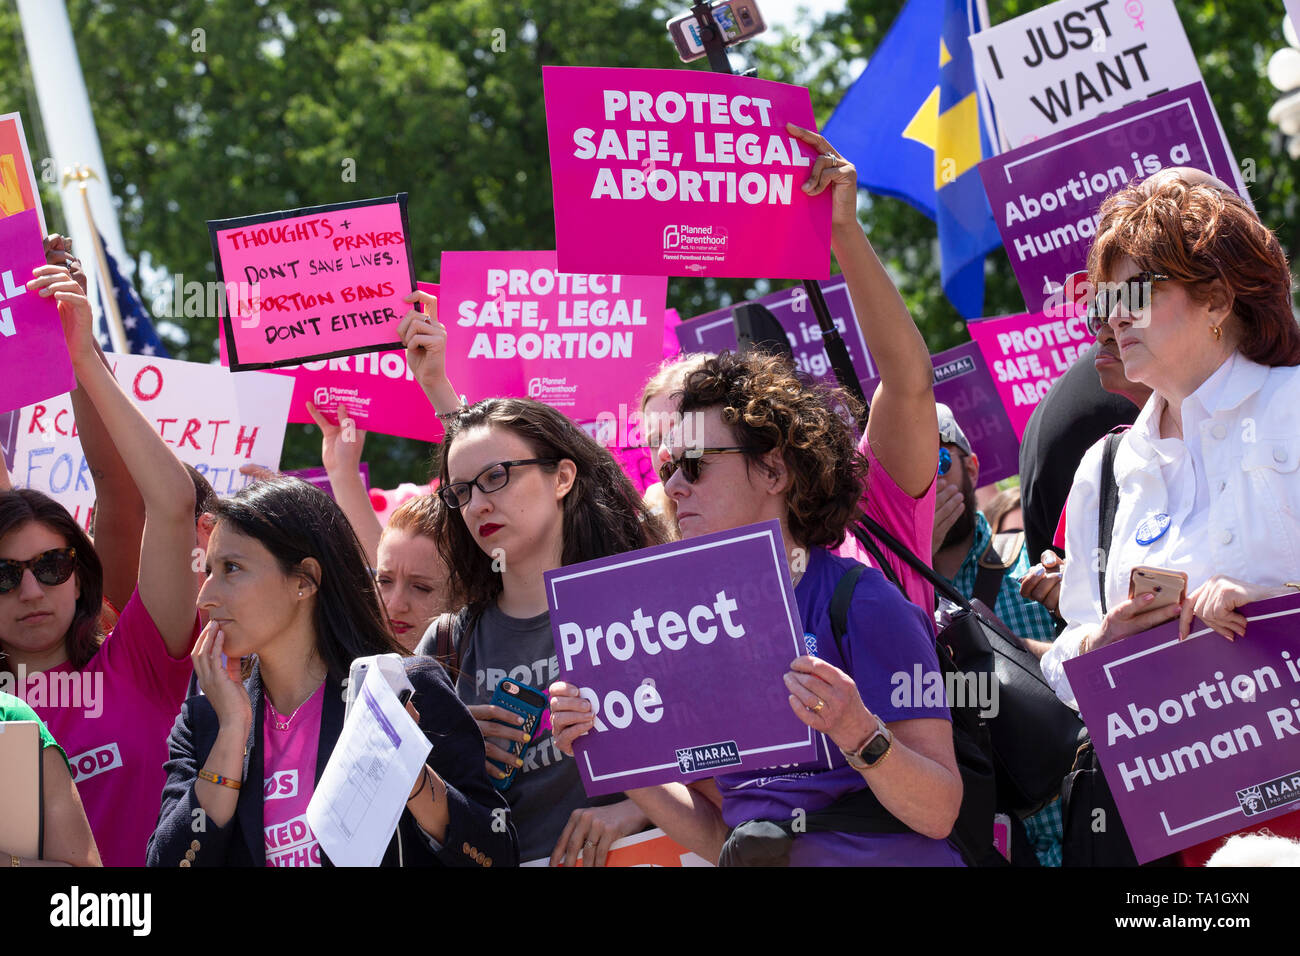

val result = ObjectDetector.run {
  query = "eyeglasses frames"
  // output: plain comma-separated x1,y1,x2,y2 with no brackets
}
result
657,447,750,485
1064,270,1172,336
438,459,559,510
0,548,77,594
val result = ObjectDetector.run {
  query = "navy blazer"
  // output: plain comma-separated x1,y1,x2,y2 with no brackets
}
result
146,656,517,867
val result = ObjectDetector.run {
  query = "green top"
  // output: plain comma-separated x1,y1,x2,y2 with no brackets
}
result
0,691,70,770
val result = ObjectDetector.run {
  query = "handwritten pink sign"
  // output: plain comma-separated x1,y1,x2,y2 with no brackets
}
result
0,209,75,414
439,250,666,425
219,282,443,443
543,66,831,280
209,194,415,371
965,306,1093,440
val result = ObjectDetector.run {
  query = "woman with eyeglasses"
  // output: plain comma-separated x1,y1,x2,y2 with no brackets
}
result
408,395,671,865
550,351,964,865
1,265,202,866
1042,169,1300,864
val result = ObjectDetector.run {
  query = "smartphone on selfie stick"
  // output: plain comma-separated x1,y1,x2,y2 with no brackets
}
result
664,1,869,426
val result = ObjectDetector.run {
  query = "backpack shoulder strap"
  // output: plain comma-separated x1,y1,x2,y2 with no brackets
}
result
433,607,478,685
829,563,868,652
1097,429,1126,616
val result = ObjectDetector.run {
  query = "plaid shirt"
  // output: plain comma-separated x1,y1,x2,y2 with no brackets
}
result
943,511,1062,865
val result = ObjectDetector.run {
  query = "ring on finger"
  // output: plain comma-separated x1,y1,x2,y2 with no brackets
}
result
811,699,825,713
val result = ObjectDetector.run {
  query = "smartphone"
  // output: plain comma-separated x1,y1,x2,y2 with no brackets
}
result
1129,566,1188,610
487,678,548,792
666,1,767,62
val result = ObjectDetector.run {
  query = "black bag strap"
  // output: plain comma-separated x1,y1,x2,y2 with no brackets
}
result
852,511,975,613
972,546,1009,611
828,563,867,648
1097,430,1125,616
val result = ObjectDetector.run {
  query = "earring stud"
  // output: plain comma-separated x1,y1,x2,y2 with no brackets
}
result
1210,324,1222,341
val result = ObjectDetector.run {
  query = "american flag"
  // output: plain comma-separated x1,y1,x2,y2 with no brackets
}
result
95,229,170,357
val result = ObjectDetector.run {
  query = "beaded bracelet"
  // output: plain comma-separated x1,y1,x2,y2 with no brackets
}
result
198,769,242,790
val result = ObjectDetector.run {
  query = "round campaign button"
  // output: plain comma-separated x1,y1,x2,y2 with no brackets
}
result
1135,512,1171,546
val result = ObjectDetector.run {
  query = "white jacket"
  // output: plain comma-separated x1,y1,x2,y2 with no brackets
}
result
1041,353,1300,708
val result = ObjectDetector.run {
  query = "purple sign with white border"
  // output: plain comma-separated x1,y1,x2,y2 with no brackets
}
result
284,463,370,502
1065,592,1300,864
979,82,1241,313
860,340,1020,486
544,518,818,796
675,278,875,387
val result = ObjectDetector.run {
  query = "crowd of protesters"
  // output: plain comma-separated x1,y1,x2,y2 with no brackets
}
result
3,129,1300,868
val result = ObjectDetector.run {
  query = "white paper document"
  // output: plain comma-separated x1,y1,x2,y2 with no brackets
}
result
306,662,432,866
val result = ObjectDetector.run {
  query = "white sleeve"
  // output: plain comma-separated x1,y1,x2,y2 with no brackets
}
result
1040,440,1108,710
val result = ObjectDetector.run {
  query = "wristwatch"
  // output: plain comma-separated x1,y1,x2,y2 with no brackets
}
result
840,720,894,771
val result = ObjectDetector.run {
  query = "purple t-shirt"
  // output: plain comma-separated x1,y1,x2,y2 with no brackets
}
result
715,547,964,866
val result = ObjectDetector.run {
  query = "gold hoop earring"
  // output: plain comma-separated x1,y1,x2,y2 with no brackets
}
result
1210,324,1222,341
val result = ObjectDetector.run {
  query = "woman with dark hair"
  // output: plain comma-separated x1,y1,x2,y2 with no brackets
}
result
147,476,515,867
2,266,200,867
552,352,964,866
1044,170,1300,863
412,395,670,865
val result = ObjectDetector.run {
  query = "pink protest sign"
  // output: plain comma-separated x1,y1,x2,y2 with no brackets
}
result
966,306,1093,440
439,250,666,425
218,283,443,443
542,66,831,280
209,194,415,371
0,209,75,413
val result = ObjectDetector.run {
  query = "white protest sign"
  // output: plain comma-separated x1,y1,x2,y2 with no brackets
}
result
11,354,294,530
971,0,1205,149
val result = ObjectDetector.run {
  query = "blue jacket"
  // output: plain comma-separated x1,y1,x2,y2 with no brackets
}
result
146,656,517,867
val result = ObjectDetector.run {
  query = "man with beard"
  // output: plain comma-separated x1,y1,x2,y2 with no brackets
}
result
930,404,1063,866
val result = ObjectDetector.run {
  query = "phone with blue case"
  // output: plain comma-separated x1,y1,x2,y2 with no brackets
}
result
487,678,547,791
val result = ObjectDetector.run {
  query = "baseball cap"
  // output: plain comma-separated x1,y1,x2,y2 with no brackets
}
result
936,403,972,455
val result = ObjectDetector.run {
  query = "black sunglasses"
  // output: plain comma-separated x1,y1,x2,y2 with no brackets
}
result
439,459,559,510
1065,269,1172,336
657,447,750,485
0,548,77,594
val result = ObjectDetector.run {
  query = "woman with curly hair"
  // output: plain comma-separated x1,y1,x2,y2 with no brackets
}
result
551,351,964,866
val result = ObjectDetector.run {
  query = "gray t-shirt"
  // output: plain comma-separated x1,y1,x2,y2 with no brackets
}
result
417,602,604,863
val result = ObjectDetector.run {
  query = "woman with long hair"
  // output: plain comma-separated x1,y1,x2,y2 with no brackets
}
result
148,477,515,867
413,397,670,865
2,265,200,867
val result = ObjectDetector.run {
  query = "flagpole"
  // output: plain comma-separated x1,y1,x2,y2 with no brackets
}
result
970,0,1004,155
62,163,128,353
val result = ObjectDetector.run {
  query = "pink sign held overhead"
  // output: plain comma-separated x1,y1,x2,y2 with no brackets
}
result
209,194,415,371
543,66,831,280
966,305,1093,440
439,250,666,426
0,209,75,414
218,283,444,444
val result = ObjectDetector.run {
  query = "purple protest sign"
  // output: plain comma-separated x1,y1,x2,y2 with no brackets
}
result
979,83,1241,312
861,341,1019,485
283,463,370,501
675,278,875,387
544,518,818,796
0,209,76,414
1065,592,1300,864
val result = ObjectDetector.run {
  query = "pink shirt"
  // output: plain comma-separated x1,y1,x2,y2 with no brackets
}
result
26,588,197,866
835,436,937,623
262,683,325,867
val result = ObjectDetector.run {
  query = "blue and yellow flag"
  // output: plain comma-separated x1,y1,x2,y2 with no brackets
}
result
824,0,1002,318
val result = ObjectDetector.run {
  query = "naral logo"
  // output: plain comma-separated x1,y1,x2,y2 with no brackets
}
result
676,740,741,773
1237,770,1300,816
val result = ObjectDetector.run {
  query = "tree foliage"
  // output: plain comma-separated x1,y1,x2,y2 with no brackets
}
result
0,0,1293,485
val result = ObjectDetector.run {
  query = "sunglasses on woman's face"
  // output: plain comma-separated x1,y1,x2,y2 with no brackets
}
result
0,548,77,594
656,447,749,485
1064,269,1172,336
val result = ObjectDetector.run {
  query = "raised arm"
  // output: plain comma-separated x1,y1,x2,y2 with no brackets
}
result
790,124,939,498
44,235,144,608
399,290,464,415
28,266,197,654
305,401,382,565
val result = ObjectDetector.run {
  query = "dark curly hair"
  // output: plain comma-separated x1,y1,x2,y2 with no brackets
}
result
434,398,669,614
0,489,104,671
677,351,866,549
1088,174,1300,366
